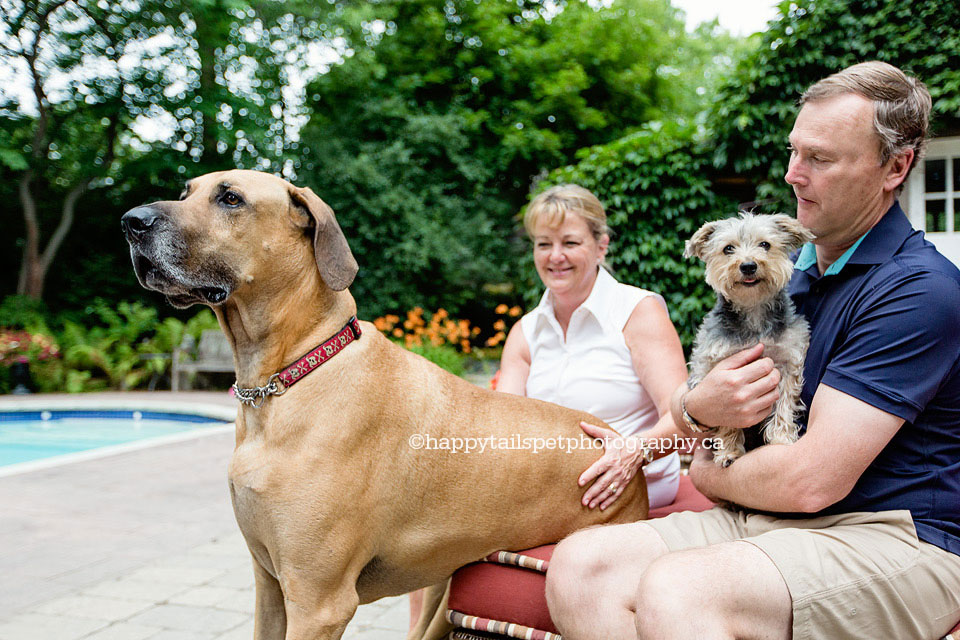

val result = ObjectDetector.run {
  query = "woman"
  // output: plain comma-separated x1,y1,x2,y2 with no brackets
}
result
498,184,688,509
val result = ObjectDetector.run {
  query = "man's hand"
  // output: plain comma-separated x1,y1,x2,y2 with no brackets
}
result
686,344,781,429
688,442,722,502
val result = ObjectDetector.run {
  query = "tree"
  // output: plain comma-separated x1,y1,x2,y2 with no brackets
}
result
296,0,739,317
0,0,336,305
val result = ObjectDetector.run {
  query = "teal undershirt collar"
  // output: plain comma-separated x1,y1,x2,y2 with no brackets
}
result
794,231,869,276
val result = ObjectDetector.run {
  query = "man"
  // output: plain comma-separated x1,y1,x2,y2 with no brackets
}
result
545,61,960,640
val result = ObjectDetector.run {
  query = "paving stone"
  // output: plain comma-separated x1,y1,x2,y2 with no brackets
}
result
78,622,162,640
368,599,410,631
208,566,255,590
212,587,254,614
33,594,153,621
125,565,227,587
0,613,107,640
344,626,406,640
168,585,248,608
126,604,248,634
144,631,218,640
85,577,189,602
211,620,255,640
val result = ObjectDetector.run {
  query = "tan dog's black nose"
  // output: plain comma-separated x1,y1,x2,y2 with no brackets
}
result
122,206,160,242
740,261,758,276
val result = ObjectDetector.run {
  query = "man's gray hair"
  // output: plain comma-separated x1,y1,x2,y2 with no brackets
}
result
801,61,932,173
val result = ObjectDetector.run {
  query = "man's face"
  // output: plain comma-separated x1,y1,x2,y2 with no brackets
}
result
784,93,896,248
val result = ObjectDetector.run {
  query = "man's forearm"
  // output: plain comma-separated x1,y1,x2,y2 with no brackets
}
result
691,441,828,513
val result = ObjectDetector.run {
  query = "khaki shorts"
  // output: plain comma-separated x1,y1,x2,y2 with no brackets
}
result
644,507,960,640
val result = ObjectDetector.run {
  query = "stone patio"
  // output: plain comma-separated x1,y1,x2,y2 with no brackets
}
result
0,392,409,639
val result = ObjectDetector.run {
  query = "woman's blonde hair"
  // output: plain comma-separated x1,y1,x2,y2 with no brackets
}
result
523,184,610,241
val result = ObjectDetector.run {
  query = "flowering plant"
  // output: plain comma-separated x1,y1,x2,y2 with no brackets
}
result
373,304,522,354
0,329,61,367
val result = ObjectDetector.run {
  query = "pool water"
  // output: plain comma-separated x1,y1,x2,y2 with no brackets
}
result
0,410,229,467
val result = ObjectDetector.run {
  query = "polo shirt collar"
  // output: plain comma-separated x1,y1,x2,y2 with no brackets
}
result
794,201,912,276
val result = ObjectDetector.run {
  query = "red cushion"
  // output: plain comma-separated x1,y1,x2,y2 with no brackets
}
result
448,476,714,634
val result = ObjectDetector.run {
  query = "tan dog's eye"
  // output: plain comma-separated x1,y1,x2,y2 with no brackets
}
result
759,241,771,250
221,191,243,208
723,245,735,255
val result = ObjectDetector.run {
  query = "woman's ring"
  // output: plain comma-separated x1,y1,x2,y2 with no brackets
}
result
608,482,619,493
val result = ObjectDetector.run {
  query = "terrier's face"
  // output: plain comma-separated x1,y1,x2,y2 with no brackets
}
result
684,213,814,308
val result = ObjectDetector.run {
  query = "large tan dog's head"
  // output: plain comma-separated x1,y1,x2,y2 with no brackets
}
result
121,170,358,308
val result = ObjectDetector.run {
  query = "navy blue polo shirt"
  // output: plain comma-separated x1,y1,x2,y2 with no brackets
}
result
789,201,960,556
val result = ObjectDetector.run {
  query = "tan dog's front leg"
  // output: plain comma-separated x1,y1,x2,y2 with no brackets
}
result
281,578,360,640
252,559,286,640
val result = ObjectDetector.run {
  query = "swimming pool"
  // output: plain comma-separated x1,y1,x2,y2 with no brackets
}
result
0,409,231,472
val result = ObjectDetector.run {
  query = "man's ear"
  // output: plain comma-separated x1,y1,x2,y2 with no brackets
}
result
684,220,721,260
884,148,915,193
289,185,358,291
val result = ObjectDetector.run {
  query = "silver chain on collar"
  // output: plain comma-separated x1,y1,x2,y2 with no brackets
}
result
232,373,287,408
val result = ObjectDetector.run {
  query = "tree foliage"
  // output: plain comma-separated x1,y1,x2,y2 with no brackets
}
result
710,0,960,207
0,0,337,309
534,0,960,349
297,0,738,317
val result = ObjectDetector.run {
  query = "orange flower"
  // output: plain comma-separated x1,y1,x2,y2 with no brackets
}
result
393,328,404,338
374,317,388,331
508,306,522,317
486,331,506,347
435,308,448,320
495,303,509,314
493,319,506,331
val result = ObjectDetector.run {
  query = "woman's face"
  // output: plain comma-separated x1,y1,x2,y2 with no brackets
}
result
532,212,608,300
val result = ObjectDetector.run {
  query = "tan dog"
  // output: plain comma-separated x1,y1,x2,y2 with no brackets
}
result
121,169,647,640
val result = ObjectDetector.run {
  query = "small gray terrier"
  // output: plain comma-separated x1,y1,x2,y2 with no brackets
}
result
684,213,815,467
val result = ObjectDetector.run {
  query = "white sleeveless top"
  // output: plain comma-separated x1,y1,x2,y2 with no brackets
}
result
521,267,680,508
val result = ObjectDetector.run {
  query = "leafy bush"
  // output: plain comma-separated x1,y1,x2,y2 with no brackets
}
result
405,344,467,377
0,295,221,393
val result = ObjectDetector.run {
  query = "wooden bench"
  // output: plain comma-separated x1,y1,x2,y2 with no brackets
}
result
171,329,234,391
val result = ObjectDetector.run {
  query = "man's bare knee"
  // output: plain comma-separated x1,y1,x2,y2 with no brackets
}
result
634,553,703,639
547,523,670,629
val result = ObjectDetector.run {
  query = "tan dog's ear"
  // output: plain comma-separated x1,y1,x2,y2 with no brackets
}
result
684,220,721,260
289,185,359,291
771,214,815,250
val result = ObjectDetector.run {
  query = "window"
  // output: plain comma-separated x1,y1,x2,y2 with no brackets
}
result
922,157,956,232
903,136,960,269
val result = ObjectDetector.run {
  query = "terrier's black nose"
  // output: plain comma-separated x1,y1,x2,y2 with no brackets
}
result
740,261,758,276
121,206,160,241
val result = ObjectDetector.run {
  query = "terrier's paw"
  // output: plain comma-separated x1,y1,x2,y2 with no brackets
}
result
713,450,740,467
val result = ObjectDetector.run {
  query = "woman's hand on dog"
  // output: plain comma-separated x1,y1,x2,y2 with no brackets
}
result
687,344,781,429
578,421,645,510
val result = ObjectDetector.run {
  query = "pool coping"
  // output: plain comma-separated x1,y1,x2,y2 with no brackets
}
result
0,392,238,478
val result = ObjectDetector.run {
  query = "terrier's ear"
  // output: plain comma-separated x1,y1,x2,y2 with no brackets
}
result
771,214,815,250
684,220,721,260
